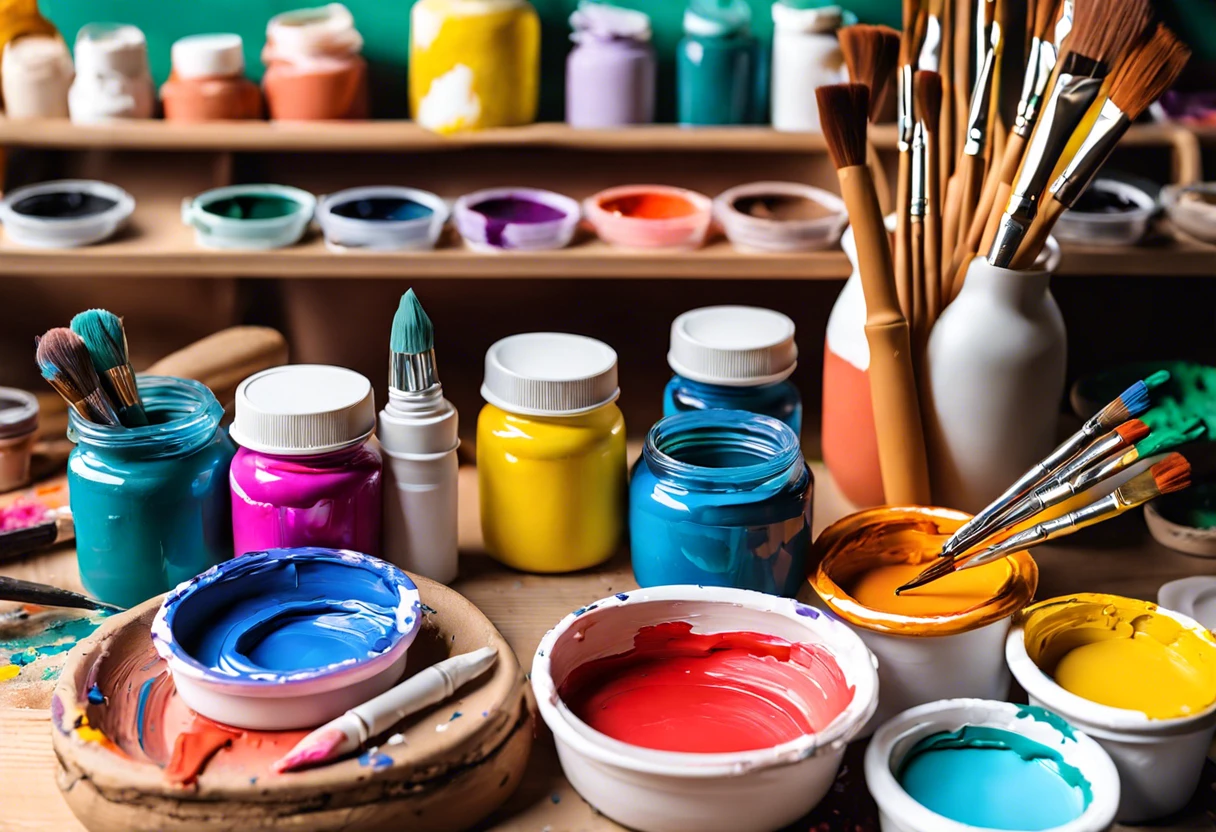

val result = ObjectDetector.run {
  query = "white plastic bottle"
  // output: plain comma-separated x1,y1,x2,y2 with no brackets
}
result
770,2,846,132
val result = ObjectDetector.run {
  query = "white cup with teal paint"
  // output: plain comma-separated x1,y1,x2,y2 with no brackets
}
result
182,183,315,250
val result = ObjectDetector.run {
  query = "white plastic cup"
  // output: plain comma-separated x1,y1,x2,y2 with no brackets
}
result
865,699,1120,832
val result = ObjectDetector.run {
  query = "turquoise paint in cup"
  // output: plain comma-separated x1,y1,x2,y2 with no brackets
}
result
68,376,235,608
676,0,757,126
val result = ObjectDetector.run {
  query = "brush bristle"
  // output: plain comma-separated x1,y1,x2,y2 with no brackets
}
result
70,309,128,373
817,83,870,170
1136,419,1206,457
272,726,347,773
1096,376,1156,428
389,289,434,355
1114,419,1150,445
1150,453,1192,496
1144,370,1171,390
35,328,102,394
914,70,943,131
1067,0,1151,69
1034,0,1061,40
839,24,901,121
1109,24,1191,119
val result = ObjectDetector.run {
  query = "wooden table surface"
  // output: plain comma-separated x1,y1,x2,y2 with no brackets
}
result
3,459,1216,832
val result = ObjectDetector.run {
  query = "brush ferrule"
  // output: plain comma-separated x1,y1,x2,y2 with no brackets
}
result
987,212,1031,268
897,65,915,148
910,122,928,217
1041,493,1122,537
1054,0,1073,49
1034,479,1074,508
1051,430,1127,485
44,376,92,422
1051,101,1130,208
1014,38,1058,137
391,349,439,393
962,46,997,156
104,365,141,409
1010,72,1106,206
918,13,943,71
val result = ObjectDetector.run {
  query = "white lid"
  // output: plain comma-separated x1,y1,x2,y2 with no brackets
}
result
172,33,245,78
3,34,71,72
74,24,149,77
230,364,375,455
481,333,619,416
668,306,798,386
571,3,652,42
1159,577,1216,631
267,3,363,57
771,2,843,33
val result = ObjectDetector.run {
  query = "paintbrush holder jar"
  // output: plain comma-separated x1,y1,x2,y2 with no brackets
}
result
478,333,626,573
67,376,235,609
924,252,1066,513
161,34,261,122
229,365,382,558
631,410,813,596
2,34,72,119
262,4,367,121
410,0,540,134
676,0,756,126
68,24,154,123
566,2,655,128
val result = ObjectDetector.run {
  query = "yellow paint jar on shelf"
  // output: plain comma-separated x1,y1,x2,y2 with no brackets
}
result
409,0,539,134
477,333,626,573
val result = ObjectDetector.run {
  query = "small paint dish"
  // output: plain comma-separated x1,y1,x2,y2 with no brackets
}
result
714,181,847,252
865,699,1120,832
1159,576,1216,630
152,547,421,730
585,184,712,249
808,506,1038,735
0,179,134,248
1054,176,1157,247
1145,481,1216,557
0,387,38,492
1162,181,1216,246
1006,593,1216,822
181,183,315,250
454,187,580,252
532,585,878,832
316,186,449,252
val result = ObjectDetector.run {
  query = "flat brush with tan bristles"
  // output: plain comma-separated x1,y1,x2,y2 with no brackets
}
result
1010,23,1191,268
35,328,121,426
839,24,901,216
817,82,932,506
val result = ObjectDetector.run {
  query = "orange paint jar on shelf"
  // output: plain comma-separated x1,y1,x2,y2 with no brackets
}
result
161,34,261,122
262,3,367,121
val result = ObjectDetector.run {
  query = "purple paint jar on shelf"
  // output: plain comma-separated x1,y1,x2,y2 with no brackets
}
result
228,365,382,557
565,1,656,128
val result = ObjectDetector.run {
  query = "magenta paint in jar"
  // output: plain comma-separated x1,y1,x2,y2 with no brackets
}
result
228,365,382,557
566,2,656,128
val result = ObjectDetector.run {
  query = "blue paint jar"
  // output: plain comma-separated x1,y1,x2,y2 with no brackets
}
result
664,306,802,434
630,409,813,596
68,376,235,608
676,0,757,126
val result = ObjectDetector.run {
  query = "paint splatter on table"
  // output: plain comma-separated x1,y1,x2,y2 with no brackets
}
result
0,605,107,708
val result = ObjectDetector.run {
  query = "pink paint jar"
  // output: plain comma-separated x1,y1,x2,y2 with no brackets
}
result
229,365,382,557
262,4,368,121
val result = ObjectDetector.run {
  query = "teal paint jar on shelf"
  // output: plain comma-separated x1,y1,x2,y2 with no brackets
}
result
68,375,235,608
629,409,813,597
676,0,757,126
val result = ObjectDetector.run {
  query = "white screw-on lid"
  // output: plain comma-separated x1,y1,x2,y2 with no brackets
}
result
172,33,245,79
668,306,798,387
230,365,375,455
481,333,619,417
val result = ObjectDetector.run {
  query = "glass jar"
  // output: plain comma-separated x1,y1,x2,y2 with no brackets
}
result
566,2,656,128
676,0,756,126
478,333,626,573
262,4,368,120
664,376,801,434
68,376,235,609
630,410,813,597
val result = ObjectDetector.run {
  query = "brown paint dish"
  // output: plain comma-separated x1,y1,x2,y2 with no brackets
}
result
715,182,847,252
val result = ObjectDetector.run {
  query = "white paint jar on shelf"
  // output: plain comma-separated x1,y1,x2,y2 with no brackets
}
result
68,24,154,123
770,3,847,133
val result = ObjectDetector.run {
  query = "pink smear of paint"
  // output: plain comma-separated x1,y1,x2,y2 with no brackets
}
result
272,726,348,773
0,499,51,531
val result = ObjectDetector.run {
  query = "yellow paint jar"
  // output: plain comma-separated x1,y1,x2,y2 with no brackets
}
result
409,0,539,134
477,333,626,573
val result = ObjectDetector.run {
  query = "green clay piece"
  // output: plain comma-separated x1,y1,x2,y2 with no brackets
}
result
1135,418,1207,457
1077,362,1216,438
390,288,434,355
1145,370,1172,390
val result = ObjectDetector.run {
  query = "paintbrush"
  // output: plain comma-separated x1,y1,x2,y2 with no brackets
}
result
987,0,1152,267
818,83,932,506
35,328,121,426
839,24,901,216
917,70,944,327
70,309,149,428
953,0,999,253
0,576,123,612
910,121,928,348
1010,23,1191,268
0,508,74,564
940,370,1169,559
899,453,1192,592
895,0,925,320
273,647,498,773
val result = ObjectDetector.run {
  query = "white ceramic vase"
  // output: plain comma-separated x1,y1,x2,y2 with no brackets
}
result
924,252,1066,513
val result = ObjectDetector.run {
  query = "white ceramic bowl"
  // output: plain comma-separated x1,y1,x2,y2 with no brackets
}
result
0,179,134,248
1007,596,1216,822
531,585,878,832
714,181,847,252
454,186,580,252
865,699,1120,832
1162,182,1216,245
1054,177,1157,246
181,183,315,250
317,185,449,251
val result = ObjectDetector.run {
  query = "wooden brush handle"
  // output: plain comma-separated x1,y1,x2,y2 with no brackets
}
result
954,153,986,254
146,326,289,412
979,179,1013,255
925,144,943,327
911,220,927,350
1010,198,1063,269
895,149,914,320
839,166,902,322
940,174,964,303
867,139,893,217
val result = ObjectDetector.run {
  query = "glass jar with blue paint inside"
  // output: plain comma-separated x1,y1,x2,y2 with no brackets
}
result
630,409,813,596
664,305,802,435
68,376,235,609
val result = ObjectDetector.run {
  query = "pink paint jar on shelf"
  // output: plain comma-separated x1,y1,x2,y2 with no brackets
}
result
161,33,262,122
228,365,382,557
262,3,368,121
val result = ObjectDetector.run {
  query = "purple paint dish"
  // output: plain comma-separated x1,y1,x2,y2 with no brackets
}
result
151,547,421,730
454,187,581,251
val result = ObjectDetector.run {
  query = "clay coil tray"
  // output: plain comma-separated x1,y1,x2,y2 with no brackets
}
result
51,574,534,832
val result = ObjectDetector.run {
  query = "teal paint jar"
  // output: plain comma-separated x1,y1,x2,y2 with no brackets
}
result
68,376,235,608
676,0,757,126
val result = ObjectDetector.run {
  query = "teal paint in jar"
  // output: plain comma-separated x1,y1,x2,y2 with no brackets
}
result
68,376,235,609
676,0,757,126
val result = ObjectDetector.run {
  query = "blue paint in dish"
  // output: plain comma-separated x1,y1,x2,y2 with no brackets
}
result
330,197,433,223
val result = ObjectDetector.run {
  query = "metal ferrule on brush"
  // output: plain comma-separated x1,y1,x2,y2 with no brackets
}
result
918,14,943,72
962,47,996,156
1014,39,1058,137
391,349,439,393
910,123,928,218
104,365,141,412
897,65,915,151
1050,99,1130,209
966,492,1125,568
43,376,92,422
1055,0,1074,48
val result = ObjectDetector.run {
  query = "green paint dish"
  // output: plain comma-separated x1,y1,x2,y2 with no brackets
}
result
1071,361,1216,438
1155,482,1216,530
202,194,303,221
182,184,316,250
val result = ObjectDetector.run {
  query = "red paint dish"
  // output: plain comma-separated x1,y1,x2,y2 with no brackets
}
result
585,185,712,249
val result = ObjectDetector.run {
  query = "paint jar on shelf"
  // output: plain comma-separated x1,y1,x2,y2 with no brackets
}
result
676,0,756,126
161,33,261,122
663,306,801,434
770,2,847,133
68,24,154,123
262,3,367,120
410,0,540,134
631,410,812,597
0,387,38,491
67,376,235,609
2,35,72,119
565,2,655,128
478,333,626,573
228,365,382,557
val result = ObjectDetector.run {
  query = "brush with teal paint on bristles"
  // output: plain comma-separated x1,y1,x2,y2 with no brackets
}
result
389,289,437,393
70,309,148,427
35,328,121,426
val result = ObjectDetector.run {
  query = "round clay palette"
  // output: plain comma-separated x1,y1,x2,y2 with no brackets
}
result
51,575,532,832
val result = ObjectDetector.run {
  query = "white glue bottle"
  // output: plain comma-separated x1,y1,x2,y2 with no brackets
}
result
378,289,460,583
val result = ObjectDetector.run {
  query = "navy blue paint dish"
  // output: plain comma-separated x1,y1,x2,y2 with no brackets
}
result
329,197,434,222
629,410,813,596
